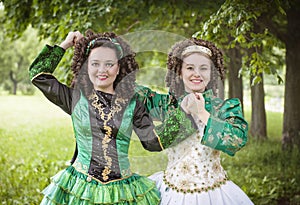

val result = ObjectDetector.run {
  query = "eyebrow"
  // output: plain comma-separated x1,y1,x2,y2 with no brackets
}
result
90,59,117,62
184,62,209,67
184,63,195,66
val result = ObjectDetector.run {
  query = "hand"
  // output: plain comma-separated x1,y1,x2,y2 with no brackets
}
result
181,92,210,125
181,93,205,114
59,31,84,50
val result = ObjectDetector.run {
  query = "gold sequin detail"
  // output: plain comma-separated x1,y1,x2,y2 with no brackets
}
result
89,90,126,181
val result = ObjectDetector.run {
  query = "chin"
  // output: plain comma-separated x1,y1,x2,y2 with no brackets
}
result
193,89,205,93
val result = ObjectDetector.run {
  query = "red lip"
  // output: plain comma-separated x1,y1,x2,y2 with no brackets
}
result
97,75,108,80
190,79,203,83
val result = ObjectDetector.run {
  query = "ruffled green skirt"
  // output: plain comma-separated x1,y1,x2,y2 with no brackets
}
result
40,166,160,205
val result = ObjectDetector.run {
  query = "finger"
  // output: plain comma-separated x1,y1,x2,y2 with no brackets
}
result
197,93,205,102
74,32,84,44
194,92,204,101
194,92,201,100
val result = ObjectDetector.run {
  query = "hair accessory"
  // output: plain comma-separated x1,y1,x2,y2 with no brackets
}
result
85,37,124,58
182,45,212,57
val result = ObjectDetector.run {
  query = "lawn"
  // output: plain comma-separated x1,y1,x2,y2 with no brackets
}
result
0,94,299,205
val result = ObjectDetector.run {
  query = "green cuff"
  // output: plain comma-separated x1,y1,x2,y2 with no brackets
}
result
202,116,246,156
29,45,65,80
156,108,197,149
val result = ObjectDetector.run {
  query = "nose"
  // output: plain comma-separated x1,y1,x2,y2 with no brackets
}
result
97,63,108,72
194,67,202,76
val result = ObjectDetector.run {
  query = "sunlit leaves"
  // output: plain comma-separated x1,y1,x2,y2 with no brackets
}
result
1,0,113,41
194,0,287,85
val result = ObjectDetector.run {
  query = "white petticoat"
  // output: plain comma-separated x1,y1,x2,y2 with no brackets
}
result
149,171,254,205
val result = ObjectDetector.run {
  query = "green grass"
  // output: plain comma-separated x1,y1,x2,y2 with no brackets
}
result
0,94,299,204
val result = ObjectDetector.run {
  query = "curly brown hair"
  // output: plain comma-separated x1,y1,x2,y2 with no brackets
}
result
165,38,225,98
71,29,139,99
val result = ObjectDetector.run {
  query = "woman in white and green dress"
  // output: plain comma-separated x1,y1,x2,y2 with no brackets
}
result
136,38,254,205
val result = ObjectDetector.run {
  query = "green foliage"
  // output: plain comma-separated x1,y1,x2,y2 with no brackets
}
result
222,138,300,205
194,0,287,85
0,0,225,86
0,0,113,41
0,0,223,41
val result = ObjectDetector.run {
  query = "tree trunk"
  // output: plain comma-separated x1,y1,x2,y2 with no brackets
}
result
282,6,300,151
250,74,267,139
9,70,17,95
227,47,244,109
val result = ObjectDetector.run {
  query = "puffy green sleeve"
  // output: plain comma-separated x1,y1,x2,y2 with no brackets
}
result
155,107,197,149
135,84,174,121
133,98,197,151
201,98,248,156
134,85,197,149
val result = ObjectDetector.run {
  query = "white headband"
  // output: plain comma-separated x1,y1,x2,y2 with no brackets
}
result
182,45,212,57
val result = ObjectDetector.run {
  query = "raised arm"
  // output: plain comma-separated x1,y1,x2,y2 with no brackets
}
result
29,31,83,114
29,45,74,114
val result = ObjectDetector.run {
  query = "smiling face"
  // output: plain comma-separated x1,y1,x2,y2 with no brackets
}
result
87,47,119,94
181,53,211,93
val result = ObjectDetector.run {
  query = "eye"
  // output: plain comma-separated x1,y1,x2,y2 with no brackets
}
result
91,62,99,67
186,66,194,70
105,63,114,68
200,66,209,71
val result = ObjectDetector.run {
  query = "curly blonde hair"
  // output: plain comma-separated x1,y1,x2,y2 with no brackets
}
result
70,29,139,99
165,38,225,98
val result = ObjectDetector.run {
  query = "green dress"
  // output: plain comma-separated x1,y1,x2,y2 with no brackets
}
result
29,45,195,205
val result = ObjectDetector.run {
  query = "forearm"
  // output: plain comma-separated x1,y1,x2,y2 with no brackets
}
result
29,45,74,114
155,107,197,149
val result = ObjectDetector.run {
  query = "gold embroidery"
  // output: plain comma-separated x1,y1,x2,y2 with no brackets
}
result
163,173,228,194
72,164,133,184
89,90,126,181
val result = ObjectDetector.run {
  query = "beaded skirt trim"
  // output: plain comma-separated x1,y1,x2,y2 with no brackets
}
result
163,172,228,194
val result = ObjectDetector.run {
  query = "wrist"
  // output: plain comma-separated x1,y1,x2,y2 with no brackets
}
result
59,41,72,50
198,110,210,125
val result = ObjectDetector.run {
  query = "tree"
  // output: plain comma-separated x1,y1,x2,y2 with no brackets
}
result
242,0,300,149
277,1,300,151
0,0,224,41
227,47,244,107
196,0,299,149
0,10,45,94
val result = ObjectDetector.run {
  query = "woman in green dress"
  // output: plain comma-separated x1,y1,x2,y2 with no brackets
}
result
29,30,195,205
